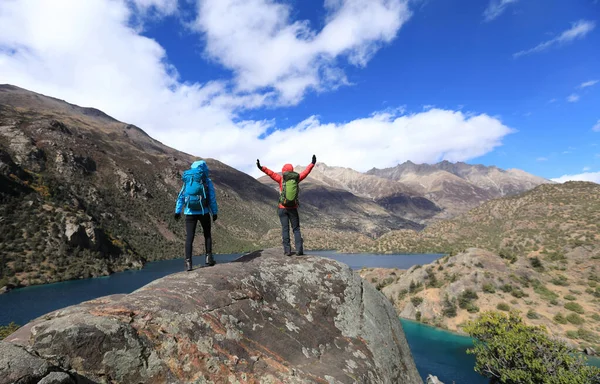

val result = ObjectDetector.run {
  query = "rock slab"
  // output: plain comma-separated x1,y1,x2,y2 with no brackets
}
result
2,248,423,384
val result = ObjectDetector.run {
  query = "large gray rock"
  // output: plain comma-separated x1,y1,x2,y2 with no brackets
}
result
2,248,423,384
426,374,444,384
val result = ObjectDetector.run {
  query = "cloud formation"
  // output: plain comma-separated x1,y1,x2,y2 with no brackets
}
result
193,0,411,104
483,0,518,22
579,79,599,88
551,172,600,184
567,93,580,103
514,20,596,58
593,120,600,132
0,0,514,177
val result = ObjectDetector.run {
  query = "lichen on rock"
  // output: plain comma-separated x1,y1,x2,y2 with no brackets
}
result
1,248,423,384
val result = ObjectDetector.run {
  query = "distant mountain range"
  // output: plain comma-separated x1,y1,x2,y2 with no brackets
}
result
0,84,550,290
367,160,551,218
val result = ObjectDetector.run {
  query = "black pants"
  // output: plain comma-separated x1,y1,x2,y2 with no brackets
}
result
278,208,303,254
185,214,212,262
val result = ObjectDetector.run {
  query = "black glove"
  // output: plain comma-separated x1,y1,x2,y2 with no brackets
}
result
311,154,316,165
212,214,218,222
256,159,262,171
174,213,181,220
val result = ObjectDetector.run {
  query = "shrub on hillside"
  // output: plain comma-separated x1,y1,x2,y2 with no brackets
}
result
554,313,568,325
566,313,585,325
442,295,458,318
527,309,540,319
482,283,496,293
530,256,544,272
458,289,479,309
551,275,570,287
564,302,585,314
410,296,424,307
464,311,600,384
0,322,19,340
511,288,528,299
497,303,510,311
533,281,559,301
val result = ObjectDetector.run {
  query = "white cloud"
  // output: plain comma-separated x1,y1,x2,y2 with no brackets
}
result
579,79,599,88
483,0,518,22
536,157,548,162
247,109,515,176
593,120,600,132
548,98,557,103
0,0,514,177
583,166,591,171
551,172,600,184
131,0,178,15
514,20,596,58
193,0,411,104
567,93,580,102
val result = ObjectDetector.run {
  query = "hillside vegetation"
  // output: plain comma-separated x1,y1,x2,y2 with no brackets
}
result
359,182,600,350
347,181,600,255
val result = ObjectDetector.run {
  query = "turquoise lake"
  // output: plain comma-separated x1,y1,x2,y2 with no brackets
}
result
1,250,598,383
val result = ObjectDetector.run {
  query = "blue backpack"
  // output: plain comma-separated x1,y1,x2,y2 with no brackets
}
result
182,168,209,210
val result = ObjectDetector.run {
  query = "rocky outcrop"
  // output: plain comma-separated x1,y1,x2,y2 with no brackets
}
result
426,374,444,384
1,248,423,384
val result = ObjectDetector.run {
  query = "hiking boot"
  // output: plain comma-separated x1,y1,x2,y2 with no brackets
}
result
185,259,192,272
296,251,304,256
205,253,215,266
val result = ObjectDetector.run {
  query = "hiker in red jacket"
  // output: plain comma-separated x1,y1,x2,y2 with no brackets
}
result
257,155,316,256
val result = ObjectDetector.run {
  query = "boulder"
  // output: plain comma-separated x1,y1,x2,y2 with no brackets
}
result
584,347,597,356
2,248,423,384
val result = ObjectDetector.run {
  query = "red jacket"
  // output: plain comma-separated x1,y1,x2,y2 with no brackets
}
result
261,163,315,209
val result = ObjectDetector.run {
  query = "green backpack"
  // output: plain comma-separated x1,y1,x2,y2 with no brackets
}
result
280,171,300,207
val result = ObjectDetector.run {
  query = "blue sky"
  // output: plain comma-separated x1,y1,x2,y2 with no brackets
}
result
0,0,599,181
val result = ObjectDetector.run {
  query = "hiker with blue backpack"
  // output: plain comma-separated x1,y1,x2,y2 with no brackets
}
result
174,160,218,271
257,155,316,256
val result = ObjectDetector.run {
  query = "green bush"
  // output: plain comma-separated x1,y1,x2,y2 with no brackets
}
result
458,289,479,309
411,296,424,307
564,302,585,314
465,311,600,383
577,329,599,343
530,257,544,271
527,309,540,319
566,313,584,325
442,295,457,318
533,281,559,301
497,303,510,311
0,322,19,340
482,283,496,293
409,280,424,294
554,313,568,324
511,289,527,299
591,313,600,322
397,289,408,301
551,275,569,287
564,294,576,301
500,284,513,293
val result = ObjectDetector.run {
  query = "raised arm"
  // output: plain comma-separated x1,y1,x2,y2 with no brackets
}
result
299,154,316,181
257,159,281,183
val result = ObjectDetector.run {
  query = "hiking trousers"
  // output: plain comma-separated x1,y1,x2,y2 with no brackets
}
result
278,208,303,254
185,213,212,262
